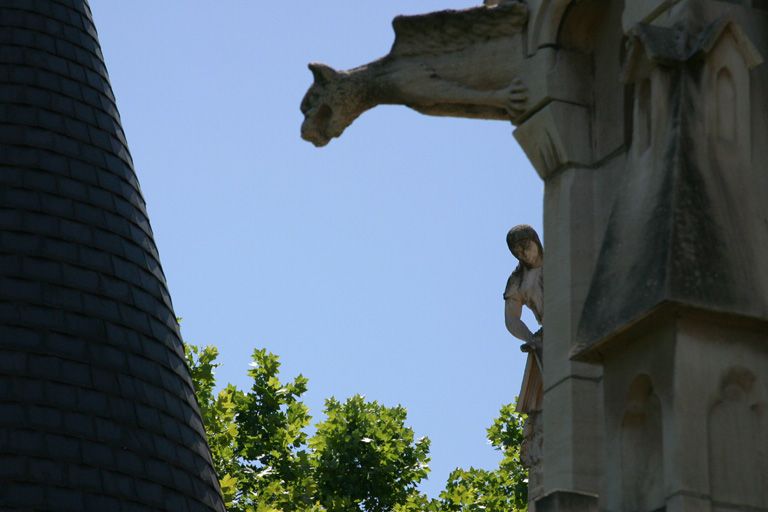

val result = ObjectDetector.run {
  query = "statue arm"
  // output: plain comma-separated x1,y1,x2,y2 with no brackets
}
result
401,74,528,120
505,295,535,344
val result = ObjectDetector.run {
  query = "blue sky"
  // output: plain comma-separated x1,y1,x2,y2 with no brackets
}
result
89,0,543,498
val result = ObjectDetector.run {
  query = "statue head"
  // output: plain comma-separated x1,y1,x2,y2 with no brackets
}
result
507,224,543,268
300,63,367,147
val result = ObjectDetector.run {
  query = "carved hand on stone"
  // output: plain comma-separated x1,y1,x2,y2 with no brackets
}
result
521,328,543,354
505,78,528,119
300,2,530,147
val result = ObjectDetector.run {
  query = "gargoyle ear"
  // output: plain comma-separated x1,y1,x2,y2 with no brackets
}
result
308,62,339,85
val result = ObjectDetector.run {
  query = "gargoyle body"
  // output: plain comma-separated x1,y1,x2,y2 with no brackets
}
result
301,2,529,147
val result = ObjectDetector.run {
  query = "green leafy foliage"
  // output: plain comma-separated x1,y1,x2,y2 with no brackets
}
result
431,403,528,512
236,349,314,511
312,395,430,511
486,404,528,508
185,345,314,511
184,344,528,511
185,345,244,501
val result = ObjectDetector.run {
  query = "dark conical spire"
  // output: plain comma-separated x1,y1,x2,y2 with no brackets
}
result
0,1,224,509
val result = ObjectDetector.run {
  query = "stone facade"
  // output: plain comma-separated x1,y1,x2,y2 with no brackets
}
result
301,1,768,511
0,1,224,510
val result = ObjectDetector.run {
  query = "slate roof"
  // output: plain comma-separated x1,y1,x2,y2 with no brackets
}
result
0,1,224,509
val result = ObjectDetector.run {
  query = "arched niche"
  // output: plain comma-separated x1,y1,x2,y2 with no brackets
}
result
557,0,610,53
620,375,664,512
527,0,613,52
527,0,574,52
708,367,768,509
715,67,736,143
635,78,652,155
704,23,762,167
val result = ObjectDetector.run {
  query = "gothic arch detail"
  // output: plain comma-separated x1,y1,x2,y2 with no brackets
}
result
708,367,768,509
715,67,736,142
620,375,664,512
636,78,652,153
527,0,573,51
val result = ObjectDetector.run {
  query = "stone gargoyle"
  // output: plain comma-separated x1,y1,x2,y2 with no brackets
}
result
300,1,529,147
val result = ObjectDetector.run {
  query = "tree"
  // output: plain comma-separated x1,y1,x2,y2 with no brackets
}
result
486,403,528,508
186,345,315,511
312,395,430,511
431,404,527,511
235,348,315,511
184,345,245,504
184,344,528,511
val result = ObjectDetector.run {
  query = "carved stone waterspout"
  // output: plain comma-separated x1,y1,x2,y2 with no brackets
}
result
300,2,529,147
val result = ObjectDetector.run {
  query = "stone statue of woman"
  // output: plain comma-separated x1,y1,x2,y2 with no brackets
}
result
504,224,544,489
504,224,544,360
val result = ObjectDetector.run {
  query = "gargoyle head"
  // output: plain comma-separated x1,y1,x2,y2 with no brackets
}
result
300,63,367,147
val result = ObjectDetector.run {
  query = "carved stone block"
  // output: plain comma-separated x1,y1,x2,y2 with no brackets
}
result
535,491,599,512
520,48,593,116
514,101,592,180
622,0,681,31
576,19,766,353
526,0,574,52
599,311,768,512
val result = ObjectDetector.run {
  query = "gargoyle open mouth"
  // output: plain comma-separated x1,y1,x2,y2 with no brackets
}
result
301,104,334,147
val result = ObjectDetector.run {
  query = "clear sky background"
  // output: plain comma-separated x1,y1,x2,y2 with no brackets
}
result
89,0,543,498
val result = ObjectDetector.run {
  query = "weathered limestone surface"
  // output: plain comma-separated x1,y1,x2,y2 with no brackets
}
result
300,2,529,147
600,311,768,512
301,1,768,511
576,4,768,511
578,9,767,351
622,0,681,31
